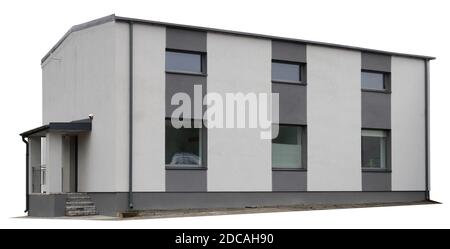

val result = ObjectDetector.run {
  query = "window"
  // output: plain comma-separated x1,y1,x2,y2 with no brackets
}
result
361,71,387,91
165,120,202,166
272,61,302,83
166,50,203,74
272,126,303,169
362,130,388,169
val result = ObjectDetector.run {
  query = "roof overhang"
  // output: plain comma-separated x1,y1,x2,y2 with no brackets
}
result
20,119,92,137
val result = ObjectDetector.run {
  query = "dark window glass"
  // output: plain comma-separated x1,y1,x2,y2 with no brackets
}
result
361,71,385,90
166,51,202,73
272,62,301,82
272,126,302,168
165,120,201,166
362,130,387,169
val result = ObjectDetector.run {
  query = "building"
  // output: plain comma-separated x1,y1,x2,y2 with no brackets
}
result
20,14,433,217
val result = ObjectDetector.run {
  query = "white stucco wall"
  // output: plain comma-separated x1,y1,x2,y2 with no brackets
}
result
391,57,426,191
306,45,362,191
207,33,272,191
42,22,128,192
132,24,166,191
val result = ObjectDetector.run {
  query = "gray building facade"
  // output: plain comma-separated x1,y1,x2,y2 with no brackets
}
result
20,15,433,217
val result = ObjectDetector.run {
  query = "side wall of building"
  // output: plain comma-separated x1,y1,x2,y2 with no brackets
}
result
42,22,129,192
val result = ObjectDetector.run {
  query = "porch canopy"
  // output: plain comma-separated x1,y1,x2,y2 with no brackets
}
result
20,119,92,138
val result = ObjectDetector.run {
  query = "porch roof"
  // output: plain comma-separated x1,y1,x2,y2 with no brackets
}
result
20,119,92,137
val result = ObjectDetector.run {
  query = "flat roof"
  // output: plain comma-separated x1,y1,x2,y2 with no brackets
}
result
41,14,435,64
20,119,92,137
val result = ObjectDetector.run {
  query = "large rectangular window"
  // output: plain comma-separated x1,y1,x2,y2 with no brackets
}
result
166,50,203,74
272,126,303,169
165,120,202,167
361,71,387,91
362,130,388,169
272,61,302,83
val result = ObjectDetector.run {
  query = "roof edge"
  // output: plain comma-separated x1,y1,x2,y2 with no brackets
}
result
41,14,116,65
40,14,435,65
115,15,435,60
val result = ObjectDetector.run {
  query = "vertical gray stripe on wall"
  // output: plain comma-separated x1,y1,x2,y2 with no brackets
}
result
425,59,430,199
361,52,392,191
165,28,208,191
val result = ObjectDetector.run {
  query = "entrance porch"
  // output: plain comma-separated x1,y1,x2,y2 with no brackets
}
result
20,119,92,216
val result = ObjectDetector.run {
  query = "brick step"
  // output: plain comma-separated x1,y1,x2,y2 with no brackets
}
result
66,210,97,216
66,201,95,206
66,196,91,200
66,206,97,211
64,193,98,217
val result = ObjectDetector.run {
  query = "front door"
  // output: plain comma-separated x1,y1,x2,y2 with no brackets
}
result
62,136,77,193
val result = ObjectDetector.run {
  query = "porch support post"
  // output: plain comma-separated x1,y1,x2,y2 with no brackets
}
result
46,133,63,193
29,137,42,193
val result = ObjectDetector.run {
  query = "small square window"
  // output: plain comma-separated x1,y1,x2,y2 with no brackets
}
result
362,130,388,169
272,61,302,83
165,120,203,166
272,126,304,169
166,51,203,74
361,71,387,91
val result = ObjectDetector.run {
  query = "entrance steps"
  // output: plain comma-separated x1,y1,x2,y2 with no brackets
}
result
65,193,97,216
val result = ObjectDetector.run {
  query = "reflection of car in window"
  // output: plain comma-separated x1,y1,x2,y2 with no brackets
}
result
170,152,200,165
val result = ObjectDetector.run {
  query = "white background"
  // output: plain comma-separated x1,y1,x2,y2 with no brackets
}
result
0,0,449,228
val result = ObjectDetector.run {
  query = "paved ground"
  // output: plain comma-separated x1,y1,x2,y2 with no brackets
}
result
18,200,438,220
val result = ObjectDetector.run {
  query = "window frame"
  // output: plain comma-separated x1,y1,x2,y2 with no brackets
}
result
361,129,391,171
272,124,307,170
271,60,306,85
165,119,207,169
361,70,391,92
165,49,206,76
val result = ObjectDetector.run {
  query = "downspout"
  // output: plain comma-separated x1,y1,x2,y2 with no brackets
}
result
128,21,134,209
425,59,430,200
21,136,29,213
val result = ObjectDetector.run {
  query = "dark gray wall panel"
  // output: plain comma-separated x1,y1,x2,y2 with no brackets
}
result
88,193,128,216
362,91,391,129
272,83,307,125
272,170,307,191
166,169,207,192
83,192,426,216
29,192,427,216
362,52,391,72
362,172,392,191
28,194,66,217
166,74,206,118
272,40,306,63
166,28,206,52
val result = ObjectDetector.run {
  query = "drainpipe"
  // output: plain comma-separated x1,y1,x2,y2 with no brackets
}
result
22,136,29,213
425,59,430,200
128,21,134,209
